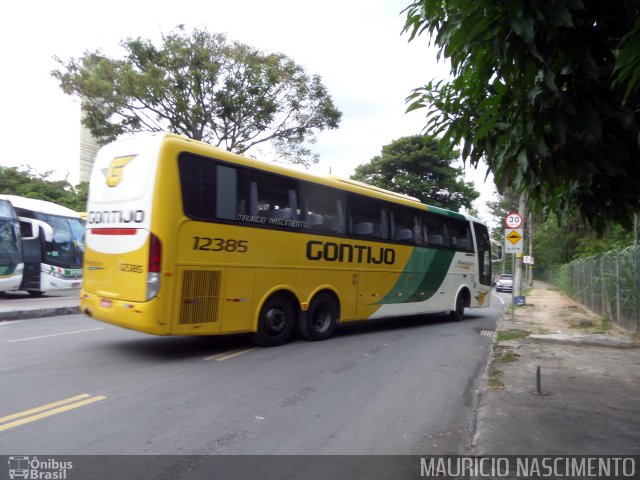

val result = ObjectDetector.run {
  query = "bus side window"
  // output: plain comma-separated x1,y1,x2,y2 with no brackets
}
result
349,195,388,240
448,218,474,252
422,212,446,248
301,183,346,234
215,165,248,220
390,209,417,243
249,171,300,226
178,154,216,220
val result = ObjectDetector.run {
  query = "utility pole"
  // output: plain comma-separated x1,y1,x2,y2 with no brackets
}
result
528,211,534,287
513,194,526,298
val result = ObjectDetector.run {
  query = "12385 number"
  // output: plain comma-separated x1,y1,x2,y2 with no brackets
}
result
193,237,248,253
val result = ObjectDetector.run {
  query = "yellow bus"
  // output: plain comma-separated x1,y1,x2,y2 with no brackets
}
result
80,133,494,346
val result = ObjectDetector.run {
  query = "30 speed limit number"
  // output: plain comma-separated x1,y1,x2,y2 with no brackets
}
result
505,212,523,229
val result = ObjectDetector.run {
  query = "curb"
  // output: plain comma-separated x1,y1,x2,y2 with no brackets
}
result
0,306,81,321
529,333,638,349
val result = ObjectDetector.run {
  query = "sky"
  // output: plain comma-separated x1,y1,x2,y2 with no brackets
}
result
0,0,497,222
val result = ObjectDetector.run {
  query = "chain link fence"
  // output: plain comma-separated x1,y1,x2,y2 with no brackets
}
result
554,245,639,333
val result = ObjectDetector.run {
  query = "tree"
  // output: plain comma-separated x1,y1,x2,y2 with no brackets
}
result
403,0,640,231
486,190,519,239
0,166,88,212
486,190,634,279
52,26,342,167
351,134,479,211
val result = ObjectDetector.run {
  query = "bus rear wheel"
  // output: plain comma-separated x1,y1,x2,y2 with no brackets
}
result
450,291,466,322
254,295,295,347
298,292,338,341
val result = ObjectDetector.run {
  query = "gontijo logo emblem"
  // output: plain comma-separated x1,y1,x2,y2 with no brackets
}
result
102,155,136,187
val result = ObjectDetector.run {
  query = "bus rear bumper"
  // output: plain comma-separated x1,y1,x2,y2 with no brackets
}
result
80,290,168,335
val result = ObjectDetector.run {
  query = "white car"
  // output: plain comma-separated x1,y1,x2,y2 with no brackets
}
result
495,274,513,292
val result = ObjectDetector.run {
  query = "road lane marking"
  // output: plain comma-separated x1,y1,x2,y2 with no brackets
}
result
6,327,103,343
0,394,91,423
0,394,106,432
204,347,257,361
0,320,22,327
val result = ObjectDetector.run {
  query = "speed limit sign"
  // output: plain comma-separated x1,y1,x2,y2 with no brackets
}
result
505,212,523,229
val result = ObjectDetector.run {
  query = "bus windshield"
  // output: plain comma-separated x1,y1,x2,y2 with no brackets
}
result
35,212,85,267
0,213,21,271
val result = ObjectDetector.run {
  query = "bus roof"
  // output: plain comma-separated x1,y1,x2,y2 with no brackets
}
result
0,195,81,218
155,133,472,219
103,132,478,223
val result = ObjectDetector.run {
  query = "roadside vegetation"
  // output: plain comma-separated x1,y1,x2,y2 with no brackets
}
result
0,165,87,212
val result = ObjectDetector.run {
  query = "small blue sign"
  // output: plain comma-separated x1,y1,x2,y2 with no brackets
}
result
514,296,526,305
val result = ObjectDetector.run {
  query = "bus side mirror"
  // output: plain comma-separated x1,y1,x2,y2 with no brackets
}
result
19,218,54,242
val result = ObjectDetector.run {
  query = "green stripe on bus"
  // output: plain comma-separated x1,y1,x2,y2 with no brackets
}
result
377,248,455,305
425,204,467,220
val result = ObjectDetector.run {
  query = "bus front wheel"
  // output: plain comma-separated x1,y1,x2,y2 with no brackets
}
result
298,292,338,341
254,295,295,347
450,291,466,322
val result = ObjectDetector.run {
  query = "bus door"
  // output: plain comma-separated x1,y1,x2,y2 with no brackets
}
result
18,220,51,292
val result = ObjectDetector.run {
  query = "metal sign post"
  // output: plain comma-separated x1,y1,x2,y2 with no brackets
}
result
505,213,525,322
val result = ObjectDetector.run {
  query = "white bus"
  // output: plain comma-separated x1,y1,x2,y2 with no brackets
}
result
0,195,84,295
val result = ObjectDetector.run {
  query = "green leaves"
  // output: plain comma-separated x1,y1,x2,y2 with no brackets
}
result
614,17,640,102
0,167,88,212
403,0,640,232
51,26,341,166
350,134,479,211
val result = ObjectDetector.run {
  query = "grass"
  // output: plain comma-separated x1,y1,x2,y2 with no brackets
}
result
497,330,528,342
594,317,612,334
568,316,611,334
488,370,504,389
494,347,520,364
569,320,594,329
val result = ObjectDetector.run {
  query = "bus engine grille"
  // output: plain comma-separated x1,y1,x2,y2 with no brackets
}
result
179,270,222,325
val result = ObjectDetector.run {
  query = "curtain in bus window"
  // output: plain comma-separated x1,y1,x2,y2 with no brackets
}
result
249,171,301,229
349,196,388,240
390,209,417,243
448,218,474,252
301,183,346,234
215,165,247,220
422,212,447,247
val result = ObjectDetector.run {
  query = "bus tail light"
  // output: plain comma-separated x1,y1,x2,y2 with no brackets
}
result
147,232,162,300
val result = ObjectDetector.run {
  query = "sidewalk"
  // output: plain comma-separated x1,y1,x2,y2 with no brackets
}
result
472,282,640,455
0,290,80,321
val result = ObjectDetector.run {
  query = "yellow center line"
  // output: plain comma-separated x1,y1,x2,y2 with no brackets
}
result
0,394,91,423
0,394,106,432
204,347,257,361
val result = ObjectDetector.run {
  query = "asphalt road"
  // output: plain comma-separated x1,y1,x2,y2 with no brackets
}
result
0,295,505,457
